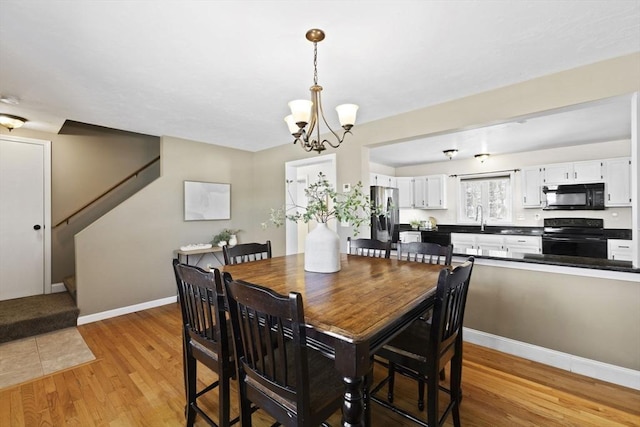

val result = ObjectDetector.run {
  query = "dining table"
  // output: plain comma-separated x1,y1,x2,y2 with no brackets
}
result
221,253,444,427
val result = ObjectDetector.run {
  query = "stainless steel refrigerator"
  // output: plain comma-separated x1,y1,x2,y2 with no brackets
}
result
370,186,399,242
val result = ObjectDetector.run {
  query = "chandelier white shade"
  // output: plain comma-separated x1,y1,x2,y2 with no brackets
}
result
285,29,358,153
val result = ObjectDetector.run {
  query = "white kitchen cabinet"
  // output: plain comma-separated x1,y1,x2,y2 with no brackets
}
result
426,174,447,209
604,157,631,207
542,163,572,184
370,173,397,188
452,233,541,257
608,239,632,261
542,160,604,185
572,160,604,183
413,177,426,208
396,177,414,208
450,233,476,254
413,175,447,209
504,235,541,255
476,234,504,252
521,167,542,208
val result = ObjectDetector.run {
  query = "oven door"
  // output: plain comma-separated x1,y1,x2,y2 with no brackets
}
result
542,236,607,259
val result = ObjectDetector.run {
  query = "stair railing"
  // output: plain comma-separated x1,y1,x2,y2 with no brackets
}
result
54,155,160,228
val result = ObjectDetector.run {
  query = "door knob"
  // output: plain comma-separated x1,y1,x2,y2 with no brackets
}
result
33,225,41,230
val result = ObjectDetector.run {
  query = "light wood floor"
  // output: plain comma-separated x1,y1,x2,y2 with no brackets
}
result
1,303,638,426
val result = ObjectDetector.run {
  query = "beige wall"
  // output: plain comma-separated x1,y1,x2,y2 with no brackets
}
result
75,136,254,315
464,264,640,370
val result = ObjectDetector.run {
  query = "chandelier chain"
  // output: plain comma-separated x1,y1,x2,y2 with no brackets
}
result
313,42,318,86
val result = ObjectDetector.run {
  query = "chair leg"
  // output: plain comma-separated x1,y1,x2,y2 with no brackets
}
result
219,371,231,427
239,381,253,427
185,354,197,427
418,379,425,411
387,362,395,403
450,357,463,427
426,373,439,427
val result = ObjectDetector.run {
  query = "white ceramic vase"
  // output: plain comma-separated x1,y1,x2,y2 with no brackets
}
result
304,223,341,273
228,235,237,247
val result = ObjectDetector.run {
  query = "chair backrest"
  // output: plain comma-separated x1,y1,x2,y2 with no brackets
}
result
223,240,272,265
224,275,314,423
397,242,453,265
347,237,391,258
430,257,475,359
172,259,230,363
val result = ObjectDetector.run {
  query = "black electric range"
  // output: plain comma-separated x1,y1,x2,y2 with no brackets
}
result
542,218,607,259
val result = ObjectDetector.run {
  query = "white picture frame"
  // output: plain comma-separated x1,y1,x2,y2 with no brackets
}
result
184,181,231,221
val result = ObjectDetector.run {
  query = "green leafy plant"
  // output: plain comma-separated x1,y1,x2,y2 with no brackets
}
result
212,228,241,245
268,172,380,236
409,219,422,229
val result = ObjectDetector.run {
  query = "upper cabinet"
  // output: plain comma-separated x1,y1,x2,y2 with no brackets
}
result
604,158,632,206
523,157,630,208
541,160,604,185
396,177,414,208
521,167,543,208
370,173,397,188
396,175,447,209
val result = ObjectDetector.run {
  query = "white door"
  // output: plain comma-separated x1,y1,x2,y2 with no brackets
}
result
0,137,50,300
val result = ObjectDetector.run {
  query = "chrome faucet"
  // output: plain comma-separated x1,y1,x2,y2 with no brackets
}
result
475,205,485,232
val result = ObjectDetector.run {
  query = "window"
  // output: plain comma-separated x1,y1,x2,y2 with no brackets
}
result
458,173,513,224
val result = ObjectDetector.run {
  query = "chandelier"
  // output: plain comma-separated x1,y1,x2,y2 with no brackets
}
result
284,29,358,153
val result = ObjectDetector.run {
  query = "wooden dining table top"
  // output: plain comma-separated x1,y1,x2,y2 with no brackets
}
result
221,253,443,345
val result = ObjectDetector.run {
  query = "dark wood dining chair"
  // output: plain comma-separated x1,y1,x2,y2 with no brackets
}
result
397,242,453,265
397,242,454,385
223,241,272,265
347,237,391,258
223,274,345,427
172,259,237,427
372,257,475,427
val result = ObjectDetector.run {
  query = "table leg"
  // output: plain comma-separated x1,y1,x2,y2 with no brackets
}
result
342,375,366,427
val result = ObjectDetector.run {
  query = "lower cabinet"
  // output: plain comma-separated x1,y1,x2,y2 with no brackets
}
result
451,233,541,257
608,239,632,261
504,235,542,255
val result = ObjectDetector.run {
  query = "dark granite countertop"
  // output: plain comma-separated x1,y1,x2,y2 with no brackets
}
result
395,223,636,273
454,250,638,273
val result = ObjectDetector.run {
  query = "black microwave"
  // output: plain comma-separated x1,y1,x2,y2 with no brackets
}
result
542,183,605,210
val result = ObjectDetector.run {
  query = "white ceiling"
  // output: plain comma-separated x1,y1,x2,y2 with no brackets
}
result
369,94,634,167
0,1,638,155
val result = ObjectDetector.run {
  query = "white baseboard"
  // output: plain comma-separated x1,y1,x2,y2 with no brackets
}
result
51,282,66,293
77,295,177,325
464,327,640,391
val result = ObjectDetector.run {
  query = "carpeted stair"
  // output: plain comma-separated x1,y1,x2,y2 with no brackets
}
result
0,292,79,344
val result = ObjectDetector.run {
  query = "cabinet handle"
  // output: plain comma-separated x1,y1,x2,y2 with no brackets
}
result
517,240,526,243
524,196,527,203
619,245,630,249
608,194,610,201
574,172,577,179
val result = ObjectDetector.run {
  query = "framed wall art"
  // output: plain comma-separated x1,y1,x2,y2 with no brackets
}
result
183,181,231,221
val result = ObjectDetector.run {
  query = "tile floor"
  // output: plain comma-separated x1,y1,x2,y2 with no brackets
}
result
0,327,95,389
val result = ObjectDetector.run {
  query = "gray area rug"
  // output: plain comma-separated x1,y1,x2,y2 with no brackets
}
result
0,292,79,344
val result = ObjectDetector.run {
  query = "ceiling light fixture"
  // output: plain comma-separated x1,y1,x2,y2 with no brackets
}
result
284,29,358,153
0,114,27,131
443,149,458,159
475,153,490,163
